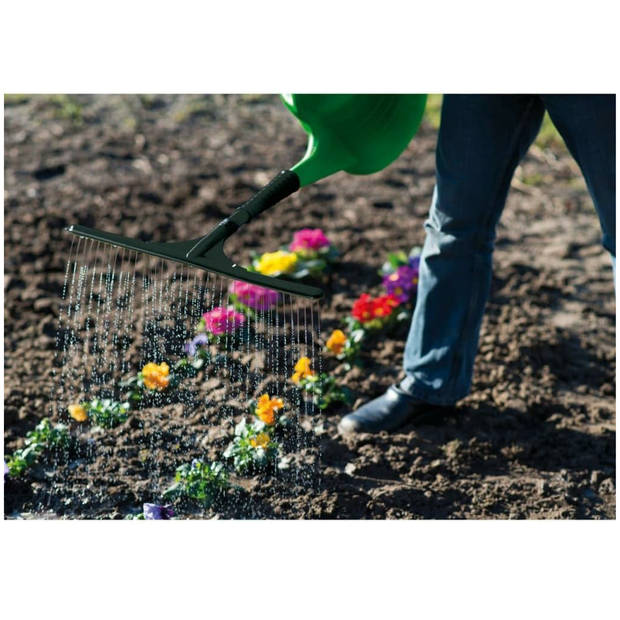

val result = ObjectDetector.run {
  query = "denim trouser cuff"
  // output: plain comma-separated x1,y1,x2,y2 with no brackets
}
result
399,375,463,407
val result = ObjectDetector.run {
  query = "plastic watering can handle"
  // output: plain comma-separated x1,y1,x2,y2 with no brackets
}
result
281,94,427,186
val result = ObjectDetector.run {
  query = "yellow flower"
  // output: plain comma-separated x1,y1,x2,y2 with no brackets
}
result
326,329,347,355
255,250,298,276
68,403,88,422
255,393,284,425
249,432,271,449
291,356,314,384
141,362,170,391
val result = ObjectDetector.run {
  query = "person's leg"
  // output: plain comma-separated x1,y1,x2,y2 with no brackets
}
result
400,94,547,404
340,95,546,433
541,95,615,265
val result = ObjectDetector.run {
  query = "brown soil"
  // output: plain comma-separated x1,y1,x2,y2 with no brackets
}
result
4,94,616,519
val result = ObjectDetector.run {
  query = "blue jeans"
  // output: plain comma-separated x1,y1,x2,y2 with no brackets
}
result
401,95,616,405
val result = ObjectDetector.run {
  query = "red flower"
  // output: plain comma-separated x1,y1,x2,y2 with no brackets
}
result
352,293,400,324
351,293,375,323
372,294,400,318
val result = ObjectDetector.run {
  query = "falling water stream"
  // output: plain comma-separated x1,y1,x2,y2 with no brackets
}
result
45,240,323,517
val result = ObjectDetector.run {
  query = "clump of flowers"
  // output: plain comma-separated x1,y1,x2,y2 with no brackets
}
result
125,503,176,520
379,248,422,302
253,250,298,276
290,357,351,410
201,306,246,337
322,247,422,372
289,228,331,254
143,503,175,520
324,328,364,368
255,393,285,426
223,393,287,474
68,403,88,422
163,459,229,507
184,333,210,358
121,361,172,403
229,280,280,312
326,329,347,355
382,265,419,303
6,418,71,477
141,362,170,391
351,293,401,328
121,359,190,404
291,356,315,385
223,418,280,474
249,229,338,281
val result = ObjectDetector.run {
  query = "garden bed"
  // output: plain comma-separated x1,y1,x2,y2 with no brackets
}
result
4,94,616,518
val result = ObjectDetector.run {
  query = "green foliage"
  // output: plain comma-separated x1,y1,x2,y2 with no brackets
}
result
379,246,421,277
342,307,410,335
120,359,193,404
223,420,279,474
163,460,229,507
6,418,71,477
289,245,340,279
295,373,352,410
85,398,130,428
47,94,83,125
341,329,365,367
27,418,71,448
326,328,365,370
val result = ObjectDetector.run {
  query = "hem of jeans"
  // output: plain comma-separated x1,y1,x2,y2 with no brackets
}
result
400,381,466,407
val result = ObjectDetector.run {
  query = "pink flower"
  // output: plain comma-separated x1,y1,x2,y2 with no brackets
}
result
289,228,331,252
202,307,245,336
228,281,280,310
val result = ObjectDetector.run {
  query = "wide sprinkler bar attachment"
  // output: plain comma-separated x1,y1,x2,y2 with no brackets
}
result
66,170,323,300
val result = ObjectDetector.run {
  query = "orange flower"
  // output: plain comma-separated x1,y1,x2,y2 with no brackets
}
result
326,329,347,355
249,432,271,449
141,362,170,391
291,356,314,384
255,393,284,425
68,403,88,422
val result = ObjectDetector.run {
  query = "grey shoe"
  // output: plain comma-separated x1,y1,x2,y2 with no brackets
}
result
338,385,445,434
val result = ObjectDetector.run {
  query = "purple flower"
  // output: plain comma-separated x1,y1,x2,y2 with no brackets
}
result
184,333,209,357
4,461,8,479
143,503,174,520
408,254,421,272
382,264,419,302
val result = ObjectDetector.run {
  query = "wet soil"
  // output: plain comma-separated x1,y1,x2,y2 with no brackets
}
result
4,94,615,519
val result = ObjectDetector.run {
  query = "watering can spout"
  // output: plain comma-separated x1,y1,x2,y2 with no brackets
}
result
291,131,353,187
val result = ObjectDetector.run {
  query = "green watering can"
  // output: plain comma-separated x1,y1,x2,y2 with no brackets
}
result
283,94,427,186
67,94,428,299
